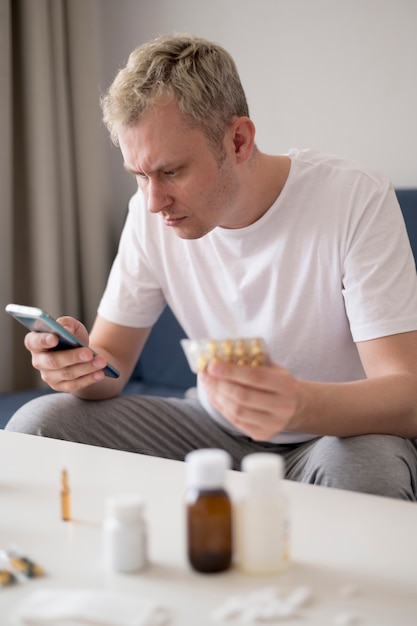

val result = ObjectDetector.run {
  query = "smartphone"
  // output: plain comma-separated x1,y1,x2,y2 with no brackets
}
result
5,303,120,378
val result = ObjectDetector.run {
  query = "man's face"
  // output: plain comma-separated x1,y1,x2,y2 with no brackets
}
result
118,101,242,239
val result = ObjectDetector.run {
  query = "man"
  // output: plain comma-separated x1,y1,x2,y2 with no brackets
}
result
7,34,417,499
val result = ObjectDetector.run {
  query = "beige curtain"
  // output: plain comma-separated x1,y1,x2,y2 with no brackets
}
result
0,0,112,392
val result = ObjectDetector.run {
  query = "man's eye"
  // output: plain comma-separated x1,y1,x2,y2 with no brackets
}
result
164,170,177,177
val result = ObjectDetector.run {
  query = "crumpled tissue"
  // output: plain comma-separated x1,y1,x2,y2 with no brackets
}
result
16,588,171,626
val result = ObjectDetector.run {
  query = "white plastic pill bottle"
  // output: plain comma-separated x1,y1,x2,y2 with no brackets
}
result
103,494,147,573
237,453,289,574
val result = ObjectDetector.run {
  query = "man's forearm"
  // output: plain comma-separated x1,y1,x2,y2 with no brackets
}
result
293,374,417,438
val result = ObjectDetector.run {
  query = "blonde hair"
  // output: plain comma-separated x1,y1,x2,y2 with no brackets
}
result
101,34,249,151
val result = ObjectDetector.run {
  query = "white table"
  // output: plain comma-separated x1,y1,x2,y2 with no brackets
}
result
0,430,416,625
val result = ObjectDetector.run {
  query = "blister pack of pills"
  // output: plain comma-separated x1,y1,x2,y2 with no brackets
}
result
181,337,269,374
0,545,44,588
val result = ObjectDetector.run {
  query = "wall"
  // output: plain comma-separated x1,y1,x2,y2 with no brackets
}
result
98,0,417,236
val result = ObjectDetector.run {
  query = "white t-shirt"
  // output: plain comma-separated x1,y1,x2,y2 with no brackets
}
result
98,149,417,443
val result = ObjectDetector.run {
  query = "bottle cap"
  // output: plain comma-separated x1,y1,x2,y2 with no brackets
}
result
241,453,284,496
106,494,145,522
185,448,232,489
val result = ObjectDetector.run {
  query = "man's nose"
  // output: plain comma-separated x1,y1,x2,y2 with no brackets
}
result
146,179,173,214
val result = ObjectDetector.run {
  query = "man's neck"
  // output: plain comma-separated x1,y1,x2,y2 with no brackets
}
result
246,152,291,225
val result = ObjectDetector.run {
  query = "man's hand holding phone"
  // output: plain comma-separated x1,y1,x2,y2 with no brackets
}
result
6,304,120,392
27,316,108,391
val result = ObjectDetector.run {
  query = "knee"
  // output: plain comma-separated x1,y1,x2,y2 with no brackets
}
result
304,435,416,500
5,393,77,439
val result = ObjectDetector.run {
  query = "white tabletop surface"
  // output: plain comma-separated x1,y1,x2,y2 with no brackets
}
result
0,430,416,625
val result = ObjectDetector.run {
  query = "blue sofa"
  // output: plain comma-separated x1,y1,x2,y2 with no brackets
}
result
1,188,416,429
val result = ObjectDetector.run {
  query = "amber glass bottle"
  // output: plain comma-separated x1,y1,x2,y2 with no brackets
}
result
185,449,233,574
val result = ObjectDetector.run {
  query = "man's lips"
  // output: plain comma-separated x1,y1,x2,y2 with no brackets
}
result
162,215,186,227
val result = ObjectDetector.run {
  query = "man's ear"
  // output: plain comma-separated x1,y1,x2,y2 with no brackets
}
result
230,117,256,164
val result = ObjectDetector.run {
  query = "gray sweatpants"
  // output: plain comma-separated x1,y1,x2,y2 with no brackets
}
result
5,392,417,500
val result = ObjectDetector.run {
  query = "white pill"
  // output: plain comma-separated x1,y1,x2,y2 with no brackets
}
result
287,585,313,608
212,595,244,621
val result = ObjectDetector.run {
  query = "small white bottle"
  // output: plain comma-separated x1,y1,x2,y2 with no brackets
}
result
103,494,147,573
237,453,289,574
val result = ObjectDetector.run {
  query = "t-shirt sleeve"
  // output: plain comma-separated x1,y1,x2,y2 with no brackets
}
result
342,181,417,342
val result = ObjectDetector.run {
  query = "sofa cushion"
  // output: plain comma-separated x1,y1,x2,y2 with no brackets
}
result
131,306,196,391
396,189,417,267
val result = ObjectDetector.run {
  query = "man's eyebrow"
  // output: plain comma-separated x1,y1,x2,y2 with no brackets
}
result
123,163,140,175
123,161,181,175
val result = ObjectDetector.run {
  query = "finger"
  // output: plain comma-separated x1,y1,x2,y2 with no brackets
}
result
24,330,59,352
202,364,292,406
201,371,297,437
206,383,282,440
57,317,89,344
42,367,106,393
31,350,107,394
208,382,276,424
31,344,97,370
206,360,279,391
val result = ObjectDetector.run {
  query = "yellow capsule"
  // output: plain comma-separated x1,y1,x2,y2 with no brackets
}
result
233,339,246,358
220,339,233,356
250,353,265,367
196,355,208,372
205,340,218,358
249,337,263,356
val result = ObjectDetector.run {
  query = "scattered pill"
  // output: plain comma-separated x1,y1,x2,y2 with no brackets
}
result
287,585,313,608
212,586,313,623
212,595,245,621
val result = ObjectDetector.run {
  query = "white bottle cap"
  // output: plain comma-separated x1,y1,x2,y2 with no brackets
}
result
185,448,232,489
106,494,145,522
241,453,284,496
